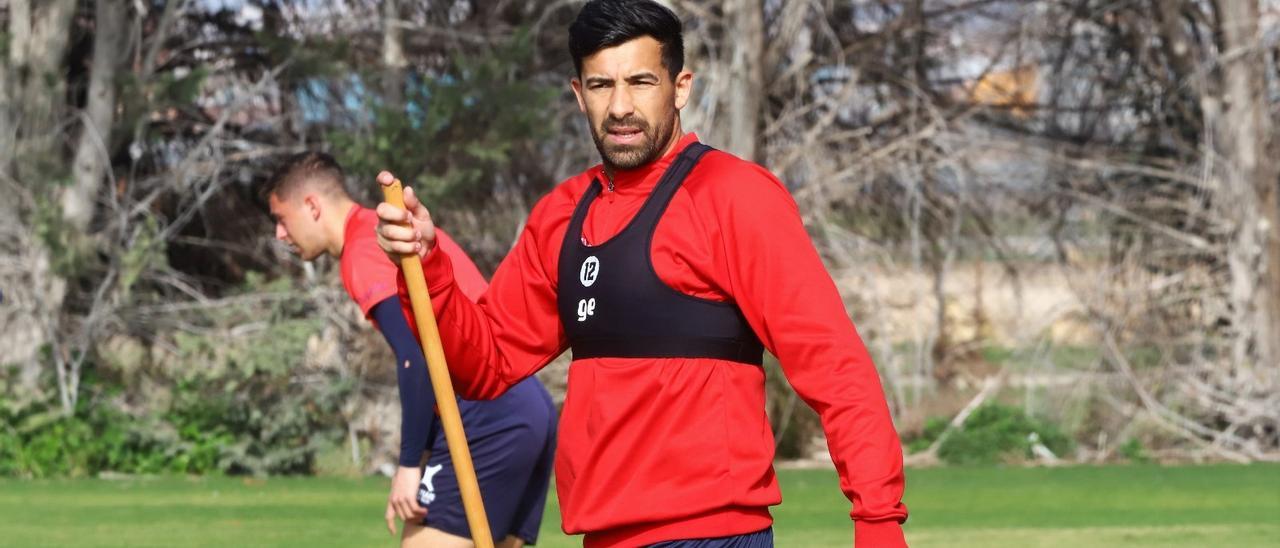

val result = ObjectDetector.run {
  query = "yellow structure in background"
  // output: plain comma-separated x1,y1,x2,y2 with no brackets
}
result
969,65,1039,117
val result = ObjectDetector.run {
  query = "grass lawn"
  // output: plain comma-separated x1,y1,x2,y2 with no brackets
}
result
0,464,1275,547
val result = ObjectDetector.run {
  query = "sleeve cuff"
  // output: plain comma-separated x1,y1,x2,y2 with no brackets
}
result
398,453,422,468
854,519,906,547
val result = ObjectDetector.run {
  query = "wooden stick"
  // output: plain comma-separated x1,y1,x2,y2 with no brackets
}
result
381,179,494,548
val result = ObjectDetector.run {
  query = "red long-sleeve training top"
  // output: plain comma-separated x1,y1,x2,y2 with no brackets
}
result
402,133,907,546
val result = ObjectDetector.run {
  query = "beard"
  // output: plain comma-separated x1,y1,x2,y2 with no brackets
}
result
590,110,674,172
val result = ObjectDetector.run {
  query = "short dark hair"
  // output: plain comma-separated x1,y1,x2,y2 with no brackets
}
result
568,0,684,79
266,151,349,201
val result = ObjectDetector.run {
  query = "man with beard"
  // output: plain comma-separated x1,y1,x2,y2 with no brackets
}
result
265,152,556,548
374,0,908,546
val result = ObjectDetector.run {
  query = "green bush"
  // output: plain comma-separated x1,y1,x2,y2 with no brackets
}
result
938,403,1074,465
0,275,354,478
905,416,950,454
1119,437,1150,463
0,388,175,478
907,403,1074,465
162,314,351,475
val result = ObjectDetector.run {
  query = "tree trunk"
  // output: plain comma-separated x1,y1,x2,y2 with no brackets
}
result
0,18,11,176
1215,0,1277,371
63,0,129,233
8,0,76,181
2,0,77,411
716,0,763,162
5,0,77,316
381,0,407,108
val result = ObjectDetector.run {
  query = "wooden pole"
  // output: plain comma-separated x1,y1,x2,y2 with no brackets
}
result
380,179,494,548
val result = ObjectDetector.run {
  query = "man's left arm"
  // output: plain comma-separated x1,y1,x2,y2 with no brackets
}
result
713,163,908,546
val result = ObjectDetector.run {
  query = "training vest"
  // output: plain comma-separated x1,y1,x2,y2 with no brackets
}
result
556,143,765,365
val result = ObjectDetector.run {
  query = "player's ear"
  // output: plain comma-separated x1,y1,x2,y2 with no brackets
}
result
674,69,693,111
304,195,321,221
570,77,587,113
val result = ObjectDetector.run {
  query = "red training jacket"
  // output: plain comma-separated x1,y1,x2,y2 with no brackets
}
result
401,133,907,547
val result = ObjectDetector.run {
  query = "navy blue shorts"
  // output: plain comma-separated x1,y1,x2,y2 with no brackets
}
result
647,528,774,547
417,380,557,544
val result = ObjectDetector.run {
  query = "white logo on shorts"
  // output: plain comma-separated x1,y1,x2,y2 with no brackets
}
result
580,256,600,287
419,463,443,506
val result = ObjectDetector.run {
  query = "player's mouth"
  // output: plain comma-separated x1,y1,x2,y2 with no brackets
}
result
606,126,644,146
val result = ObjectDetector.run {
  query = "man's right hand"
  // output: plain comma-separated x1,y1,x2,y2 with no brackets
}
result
376,170,437,262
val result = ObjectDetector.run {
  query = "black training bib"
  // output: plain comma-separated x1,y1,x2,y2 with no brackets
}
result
556,143,764,365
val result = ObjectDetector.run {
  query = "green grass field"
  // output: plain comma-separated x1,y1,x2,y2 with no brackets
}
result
1,465,1276,547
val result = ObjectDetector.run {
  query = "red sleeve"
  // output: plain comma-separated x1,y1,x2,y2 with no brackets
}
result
342,230,402,318
401,192,571,399
707,159,907,542
434,229,489,301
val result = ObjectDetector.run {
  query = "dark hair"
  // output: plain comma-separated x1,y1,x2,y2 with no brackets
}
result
568,0,684,79
265,151,349,201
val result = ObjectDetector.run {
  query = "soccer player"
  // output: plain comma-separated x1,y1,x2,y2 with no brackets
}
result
374,0,909,545
265,152,556,548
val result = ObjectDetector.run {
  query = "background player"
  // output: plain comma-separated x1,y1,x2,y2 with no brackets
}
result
266,152,557,548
